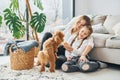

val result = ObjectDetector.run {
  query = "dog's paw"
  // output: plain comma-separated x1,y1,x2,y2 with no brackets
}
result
49,68,55,72
40,67,45,72
34,62,39,66
40,68,45,72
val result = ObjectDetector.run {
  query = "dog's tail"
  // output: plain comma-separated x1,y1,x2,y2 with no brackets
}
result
38,51,48,65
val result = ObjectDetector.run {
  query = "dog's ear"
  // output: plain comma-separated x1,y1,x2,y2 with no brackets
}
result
59,31,64,39
54,36,61,43
54,30,64,38
53,30,64,44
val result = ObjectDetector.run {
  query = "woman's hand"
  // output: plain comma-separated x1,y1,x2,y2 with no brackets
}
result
63,42,73,52
78,56,88,62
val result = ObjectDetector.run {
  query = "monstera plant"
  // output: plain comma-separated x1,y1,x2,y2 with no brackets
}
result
3,0,46,40
4,8,25,39
0,15,2,27
30,12,46,33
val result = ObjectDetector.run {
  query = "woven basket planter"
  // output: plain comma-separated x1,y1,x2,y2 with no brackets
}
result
9,45,35,70
34,46,39,57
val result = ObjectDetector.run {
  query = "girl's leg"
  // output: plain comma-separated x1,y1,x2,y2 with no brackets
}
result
77,61,100,72
61,62,80,73
40,32,52,50
61,56,80,72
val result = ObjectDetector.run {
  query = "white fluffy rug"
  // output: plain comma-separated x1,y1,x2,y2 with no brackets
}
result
0,64,71,80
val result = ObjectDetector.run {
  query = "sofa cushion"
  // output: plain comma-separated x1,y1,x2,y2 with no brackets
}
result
91,33,112,48
91,15,107,25
92,23,108,34
112,22,120,36
106,36,120,49
103,15,120,34
89,48,120,65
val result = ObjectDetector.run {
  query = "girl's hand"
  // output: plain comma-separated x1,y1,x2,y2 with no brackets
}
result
63,42,69,48
67,57,72,61
78,56,88,62
63,42,73,52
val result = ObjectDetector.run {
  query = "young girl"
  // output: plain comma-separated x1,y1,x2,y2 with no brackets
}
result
61,25,107,72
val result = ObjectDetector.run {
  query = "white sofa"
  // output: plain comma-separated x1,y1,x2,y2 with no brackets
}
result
89,15,120,65
55,15,120,65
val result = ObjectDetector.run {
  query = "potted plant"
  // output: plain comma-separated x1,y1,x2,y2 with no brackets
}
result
0,15,2,27
3,0,46,41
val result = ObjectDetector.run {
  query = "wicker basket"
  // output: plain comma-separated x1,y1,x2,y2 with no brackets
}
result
34,46,39,57
9,45,35,70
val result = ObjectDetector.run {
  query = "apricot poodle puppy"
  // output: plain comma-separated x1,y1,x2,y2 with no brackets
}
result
37,31,64,72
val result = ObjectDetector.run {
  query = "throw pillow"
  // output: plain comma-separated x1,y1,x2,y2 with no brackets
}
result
112,22,120,36
91,15,107,25
92,23,108,34
103,15,120,34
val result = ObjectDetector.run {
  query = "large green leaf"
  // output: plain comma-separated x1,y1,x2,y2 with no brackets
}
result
30,12,46,33
34,0,43,10
3,8,25,39
0,16,2,27
10,0,19,11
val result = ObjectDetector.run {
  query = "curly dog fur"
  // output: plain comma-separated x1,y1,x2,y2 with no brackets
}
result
37,31,64,72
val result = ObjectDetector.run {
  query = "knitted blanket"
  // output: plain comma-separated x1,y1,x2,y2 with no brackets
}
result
4,40,39,55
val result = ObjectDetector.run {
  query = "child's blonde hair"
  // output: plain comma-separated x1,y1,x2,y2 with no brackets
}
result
70,25,93,47
84,25,93,38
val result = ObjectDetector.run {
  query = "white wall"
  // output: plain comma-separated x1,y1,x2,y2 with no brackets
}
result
75,0,120,16
75,0,90,16
0,1,10,15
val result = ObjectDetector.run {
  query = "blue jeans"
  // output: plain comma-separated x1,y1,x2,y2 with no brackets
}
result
62,56,100,72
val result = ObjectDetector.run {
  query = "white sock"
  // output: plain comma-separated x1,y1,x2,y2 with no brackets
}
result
98,61,108,69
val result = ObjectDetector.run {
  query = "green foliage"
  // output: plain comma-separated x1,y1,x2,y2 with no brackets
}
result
10,0,19,11
34,0,43,10
0,16,2,27
4,8,25,39
30,12,46,33
0,0,46,39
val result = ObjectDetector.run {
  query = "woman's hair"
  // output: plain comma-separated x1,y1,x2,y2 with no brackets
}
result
75,15,91,26
71,15,91,34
